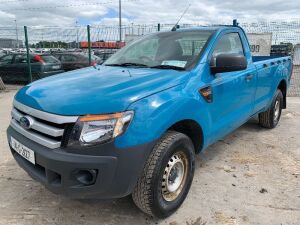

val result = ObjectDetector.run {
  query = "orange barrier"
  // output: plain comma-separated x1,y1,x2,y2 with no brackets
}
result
80,41,125,49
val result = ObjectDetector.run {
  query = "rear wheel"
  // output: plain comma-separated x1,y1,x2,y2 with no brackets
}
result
259,89,283,129
132,131,195,218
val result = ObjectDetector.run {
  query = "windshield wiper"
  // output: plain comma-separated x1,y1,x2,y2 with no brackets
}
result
105,63,185,71
105,62,149,68
150,65,185,71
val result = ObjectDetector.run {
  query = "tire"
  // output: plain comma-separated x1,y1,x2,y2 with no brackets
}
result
259,89,283,129
132,131,195,218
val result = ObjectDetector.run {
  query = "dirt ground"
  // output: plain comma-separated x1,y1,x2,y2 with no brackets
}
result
0,89,299,225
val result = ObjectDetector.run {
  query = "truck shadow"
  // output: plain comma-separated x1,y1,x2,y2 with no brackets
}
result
195,118,261,170
73,196,156,224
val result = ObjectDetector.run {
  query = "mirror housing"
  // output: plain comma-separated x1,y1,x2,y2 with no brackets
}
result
210,53,247,74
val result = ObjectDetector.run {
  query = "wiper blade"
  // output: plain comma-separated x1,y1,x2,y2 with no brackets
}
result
105,63,122,67
121,62,149,67
105,62,149,67
150,65,185,71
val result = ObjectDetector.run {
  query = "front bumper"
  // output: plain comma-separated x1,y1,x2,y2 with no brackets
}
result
7,126,156,199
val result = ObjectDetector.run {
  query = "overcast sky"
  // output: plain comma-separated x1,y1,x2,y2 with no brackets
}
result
0,0,299,27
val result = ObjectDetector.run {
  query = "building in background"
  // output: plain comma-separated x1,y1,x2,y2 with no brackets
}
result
247,33,272,56
0,38,23,48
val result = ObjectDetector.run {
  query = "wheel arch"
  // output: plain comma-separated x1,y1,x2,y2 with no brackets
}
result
167,119,204,154
277,79,287,109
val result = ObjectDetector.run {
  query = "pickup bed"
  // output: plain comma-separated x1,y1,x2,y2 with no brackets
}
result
7,25,292,218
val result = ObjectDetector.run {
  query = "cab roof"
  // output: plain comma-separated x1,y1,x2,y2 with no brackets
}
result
171,25,242,33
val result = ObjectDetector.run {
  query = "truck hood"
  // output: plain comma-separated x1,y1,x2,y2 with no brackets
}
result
15,65,189,115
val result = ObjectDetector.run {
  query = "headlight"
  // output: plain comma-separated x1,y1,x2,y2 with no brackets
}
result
68,111,133,147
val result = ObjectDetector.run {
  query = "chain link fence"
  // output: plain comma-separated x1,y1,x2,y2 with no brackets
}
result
0,20,299,96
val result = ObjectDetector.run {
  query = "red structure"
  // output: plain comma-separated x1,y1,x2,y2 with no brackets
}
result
80,41,125,49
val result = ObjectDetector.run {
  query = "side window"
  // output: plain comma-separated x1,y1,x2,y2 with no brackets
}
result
53,55,61,61
62,55,77,62
0,55,13,65
15,55,27,64
212,33,244,59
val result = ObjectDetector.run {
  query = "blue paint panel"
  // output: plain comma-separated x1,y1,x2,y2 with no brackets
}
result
15,66,189,115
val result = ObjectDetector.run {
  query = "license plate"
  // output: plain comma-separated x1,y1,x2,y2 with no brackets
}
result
52,65,60,70
11,137,35,165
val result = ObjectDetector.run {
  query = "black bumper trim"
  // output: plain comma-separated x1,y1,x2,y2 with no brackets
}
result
7,126,156,199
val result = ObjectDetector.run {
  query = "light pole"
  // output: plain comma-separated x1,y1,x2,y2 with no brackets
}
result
76,21,79,48
119,0,122,42
14,19,19,49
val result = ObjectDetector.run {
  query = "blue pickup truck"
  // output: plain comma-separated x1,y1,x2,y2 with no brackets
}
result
7,24,292,218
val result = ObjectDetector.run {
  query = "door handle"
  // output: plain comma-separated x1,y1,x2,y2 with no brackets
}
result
245,74,253,81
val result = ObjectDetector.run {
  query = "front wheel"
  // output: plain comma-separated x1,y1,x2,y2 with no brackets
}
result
132,131,195,218
259,89,283,129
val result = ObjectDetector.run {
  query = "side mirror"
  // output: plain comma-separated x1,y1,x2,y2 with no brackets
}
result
210,53,247,74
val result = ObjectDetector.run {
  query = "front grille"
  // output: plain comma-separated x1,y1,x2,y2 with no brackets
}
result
10,100,78,149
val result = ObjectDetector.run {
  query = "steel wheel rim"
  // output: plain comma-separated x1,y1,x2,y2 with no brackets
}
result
162,151,188,202
274,99,280,122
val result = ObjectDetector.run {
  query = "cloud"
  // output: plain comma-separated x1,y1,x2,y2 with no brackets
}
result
0,0,299,28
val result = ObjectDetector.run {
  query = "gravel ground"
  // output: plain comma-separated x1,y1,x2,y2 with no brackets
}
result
0,89,299,225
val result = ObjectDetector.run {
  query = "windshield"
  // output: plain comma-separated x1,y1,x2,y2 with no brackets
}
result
104,30,213,70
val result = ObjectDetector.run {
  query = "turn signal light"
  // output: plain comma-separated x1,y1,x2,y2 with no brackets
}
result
79,113,123,122
199,86,213,103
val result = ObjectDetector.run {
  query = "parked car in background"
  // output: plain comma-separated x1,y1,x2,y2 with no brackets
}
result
52,52,102,71
93,49,118,62
271,43,293,56
0,53,63,84
0,48,13,55
33,49,51,54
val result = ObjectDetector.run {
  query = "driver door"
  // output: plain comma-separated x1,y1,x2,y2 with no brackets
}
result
207,32,257,143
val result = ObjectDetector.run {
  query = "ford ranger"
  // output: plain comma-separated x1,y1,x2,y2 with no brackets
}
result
7,24,293,218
